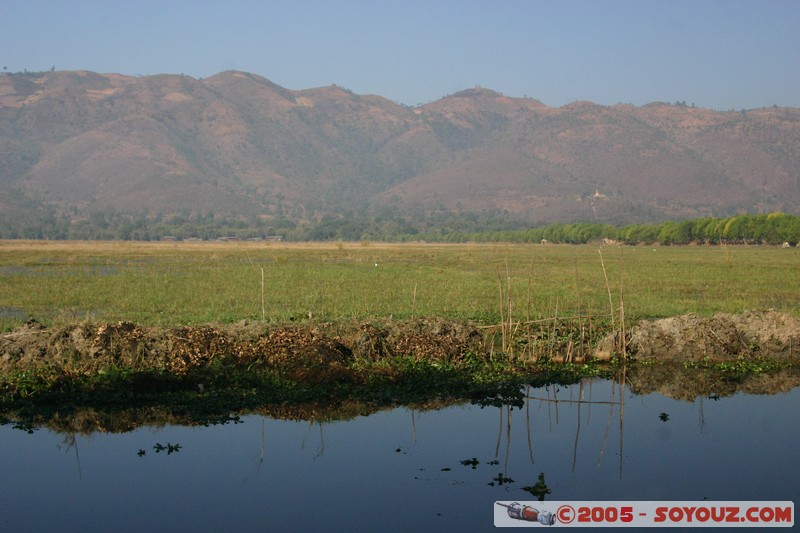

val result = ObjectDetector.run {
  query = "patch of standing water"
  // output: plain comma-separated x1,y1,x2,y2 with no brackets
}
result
1,379,798,532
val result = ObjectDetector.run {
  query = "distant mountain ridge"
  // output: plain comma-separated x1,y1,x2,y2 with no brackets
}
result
1,69,798,229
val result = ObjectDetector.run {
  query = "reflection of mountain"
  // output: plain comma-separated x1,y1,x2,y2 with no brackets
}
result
2,70,800,226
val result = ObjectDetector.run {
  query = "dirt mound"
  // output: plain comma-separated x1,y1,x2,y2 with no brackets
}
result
0,318,487,377
345,317,484,363
596,310,800,362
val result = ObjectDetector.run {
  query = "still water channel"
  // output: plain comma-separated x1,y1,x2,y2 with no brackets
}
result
2,379,798,532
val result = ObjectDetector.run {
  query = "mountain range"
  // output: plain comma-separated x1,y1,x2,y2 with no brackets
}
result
1,69,799,229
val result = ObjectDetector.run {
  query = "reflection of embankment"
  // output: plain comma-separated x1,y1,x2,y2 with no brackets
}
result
625,365,800,402
0,396,469,436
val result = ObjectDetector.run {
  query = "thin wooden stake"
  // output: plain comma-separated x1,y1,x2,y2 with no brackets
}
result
411,282,417,320
598,249,616,331
260,267,265,321
497,266,506,353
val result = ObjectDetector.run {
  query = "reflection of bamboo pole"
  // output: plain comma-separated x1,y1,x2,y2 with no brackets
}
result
597,381,615,467
553,385,560,425
75,435,82,479
260,417,265,464
526,381,624,474
495,407,503,458
300,420,311,450
525,396,620,406
572,382,583,472
254,416,267,478
60,433,83,478
315,422,325,459
588,379,593,426
411,409,417,444
504,406,512,475
698,398,707,434
525,385,535,464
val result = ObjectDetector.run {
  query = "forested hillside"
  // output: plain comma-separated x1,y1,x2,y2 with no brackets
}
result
2,70,799,238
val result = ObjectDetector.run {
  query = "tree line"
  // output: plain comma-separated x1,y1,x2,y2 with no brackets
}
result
450,213,800,245
0,209,798,245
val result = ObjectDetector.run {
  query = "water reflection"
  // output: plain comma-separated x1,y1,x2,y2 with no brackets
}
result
2,376,799,532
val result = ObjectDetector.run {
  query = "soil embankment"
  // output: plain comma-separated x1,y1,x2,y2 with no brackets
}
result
2,310,799,375
2,311,799,431
0,317,486,379
596,310,800,363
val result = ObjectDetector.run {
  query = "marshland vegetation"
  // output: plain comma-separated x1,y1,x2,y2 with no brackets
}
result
0,240,797,408
1,239,797,330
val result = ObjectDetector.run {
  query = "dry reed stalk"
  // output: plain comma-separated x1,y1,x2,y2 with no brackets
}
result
477,314,609,328
496,266,506,353
521,260,536,360
506,258,513,356
619,247,626,362
260,267,265,321
526,256,535,323
549,296,559,360
619,364,625,480
247,256,266,321
598,249,616,330
617,248,628,478
574,257,585,360
411,282,417,320
495,259,516,355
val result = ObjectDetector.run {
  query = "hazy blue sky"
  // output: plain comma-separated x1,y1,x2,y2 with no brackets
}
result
3,0,799,110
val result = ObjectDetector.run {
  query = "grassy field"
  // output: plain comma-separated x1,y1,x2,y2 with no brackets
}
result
1,239,798,331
